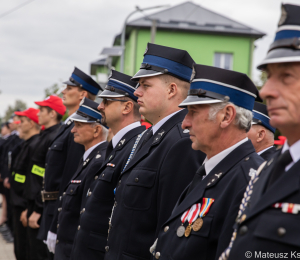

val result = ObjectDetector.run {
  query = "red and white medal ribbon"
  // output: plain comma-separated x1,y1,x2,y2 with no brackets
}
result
187,203,201,225
273,202,300,214
180,209,191,224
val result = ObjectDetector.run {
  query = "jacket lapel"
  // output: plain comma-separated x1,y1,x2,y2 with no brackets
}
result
245,159,300,221
169,140,256,222
122,109,188,174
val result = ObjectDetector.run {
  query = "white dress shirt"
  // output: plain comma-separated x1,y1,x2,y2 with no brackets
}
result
152,109,183,134
203,138,249,177
112,121,141,148
281,139,300,171
83,141,106,161
257,146,274,155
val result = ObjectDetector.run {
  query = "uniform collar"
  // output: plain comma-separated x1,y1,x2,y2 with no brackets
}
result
152,109,183,135
64,113,74,125
112,121,141,148
203,138,248,175
257,145,274,155
282,139,300,171
83,141,106,161
11,130,19,136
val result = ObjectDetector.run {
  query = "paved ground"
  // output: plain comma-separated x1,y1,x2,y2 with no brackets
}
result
0,196,16,260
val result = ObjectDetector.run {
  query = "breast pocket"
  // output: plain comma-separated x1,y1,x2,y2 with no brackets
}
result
124,168,156,210
93,167,115,201
254,211,300,247
50,141,64,152
63,184,81,210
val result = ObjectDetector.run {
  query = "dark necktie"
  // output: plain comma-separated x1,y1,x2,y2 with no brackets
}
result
265,150,293,191
186,165,206,195
105,140,113,160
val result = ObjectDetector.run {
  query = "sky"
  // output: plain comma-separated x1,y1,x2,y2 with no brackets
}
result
1,0,300,118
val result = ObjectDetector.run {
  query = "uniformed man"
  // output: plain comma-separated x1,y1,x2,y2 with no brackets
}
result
24,95,66,260
70,70,145,260
11,108,40,260
149,64,264,260
0,114,23,243
37,67,102,259
55,98,108,260
104,43,205,260
219,3,300,260
248,102,277,161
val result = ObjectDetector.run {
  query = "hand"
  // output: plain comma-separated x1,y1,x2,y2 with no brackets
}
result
28,211,41,229
3,178,10,189
20,209,28,227
46,231,57,254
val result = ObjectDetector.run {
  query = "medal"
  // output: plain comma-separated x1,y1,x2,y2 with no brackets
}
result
177,209,190,237
192,218,203,231
184,203,201,237
193,198,215,232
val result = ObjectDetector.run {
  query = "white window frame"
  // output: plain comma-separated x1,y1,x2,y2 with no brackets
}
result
214,53,233,70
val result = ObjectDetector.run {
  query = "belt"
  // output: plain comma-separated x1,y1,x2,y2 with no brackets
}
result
41,190,59,202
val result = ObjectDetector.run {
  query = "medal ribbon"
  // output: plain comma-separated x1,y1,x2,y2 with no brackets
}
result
187,203,201,224
199,198,215,217
272,202,300,214
180,209,191,224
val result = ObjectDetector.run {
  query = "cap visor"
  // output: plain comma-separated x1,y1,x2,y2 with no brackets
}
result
257,48,300,70
179,96,223,108
14,111,26,117
131,69,163,81
70,113,96,123
34,101,47,107
63,80,77,86
98,89,126,98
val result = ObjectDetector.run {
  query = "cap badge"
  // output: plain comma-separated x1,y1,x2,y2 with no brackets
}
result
278,5,288,26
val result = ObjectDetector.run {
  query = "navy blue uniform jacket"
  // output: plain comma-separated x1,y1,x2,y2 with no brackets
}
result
104,110,205,260
154,140,264,260
55,141,107,260
227,149,300,259
70,125,145,260
38,121,85,240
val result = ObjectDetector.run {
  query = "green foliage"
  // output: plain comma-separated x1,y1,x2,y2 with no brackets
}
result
3,100,27,121
44,83,63,98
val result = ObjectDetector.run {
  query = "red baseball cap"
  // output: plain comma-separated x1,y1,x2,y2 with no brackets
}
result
34,95,66,116
15,108,40,124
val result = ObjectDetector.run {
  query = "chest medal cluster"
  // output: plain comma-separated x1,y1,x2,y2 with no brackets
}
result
177,198,214,237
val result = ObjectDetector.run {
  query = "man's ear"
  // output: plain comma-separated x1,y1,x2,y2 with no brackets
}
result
122,101,133,115
257,128,266,143
167,83,178,99
94,125,102,138
219,104,236,129
80,90,88,100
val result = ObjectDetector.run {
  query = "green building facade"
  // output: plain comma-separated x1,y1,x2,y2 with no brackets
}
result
91,2,264,82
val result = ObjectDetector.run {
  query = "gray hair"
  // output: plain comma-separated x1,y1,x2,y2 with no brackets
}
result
208,102,252,132
91,122,109,139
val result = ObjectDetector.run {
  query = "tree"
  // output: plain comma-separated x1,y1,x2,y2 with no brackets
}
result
44,83,63,98
3,100,27,121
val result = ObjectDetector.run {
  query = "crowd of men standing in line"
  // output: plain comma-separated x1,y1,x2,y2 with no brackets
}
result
0,2,300,259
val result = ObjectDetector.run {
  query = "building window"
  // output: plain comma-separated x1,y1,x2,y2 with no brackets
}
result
214,53,233,70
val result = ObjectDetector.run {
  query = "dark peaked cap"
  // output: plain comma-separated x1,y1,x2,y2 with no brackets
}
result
64,67,103,95
252,102,276,133
258,4,300,69
132,43,194,82
179,64,260,111
99,70,138,101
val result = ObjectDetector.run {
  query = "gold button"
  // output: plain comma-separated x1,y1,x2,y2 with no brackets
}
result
78,225,80,230
59,196,62,201
119,180,121,185
135,178,139,182
105,246,109,252
58,207,62,212
155,252,160,259
57,224,59,228
63,192,66,196
56,240,59,244
88,191,92,196
95,176,98,180
70,189,73,193
164,226,169,232
102,174,105,177
239,226,248,235
244,157,249,161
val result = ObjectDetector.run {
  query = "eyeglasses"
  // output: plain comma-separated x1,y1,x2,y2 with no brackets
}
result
102,98,128,105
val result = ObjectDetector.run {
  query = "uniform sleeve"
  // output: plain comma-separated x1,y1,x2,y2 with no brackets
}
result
155,137,205,236
49,132,84,234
